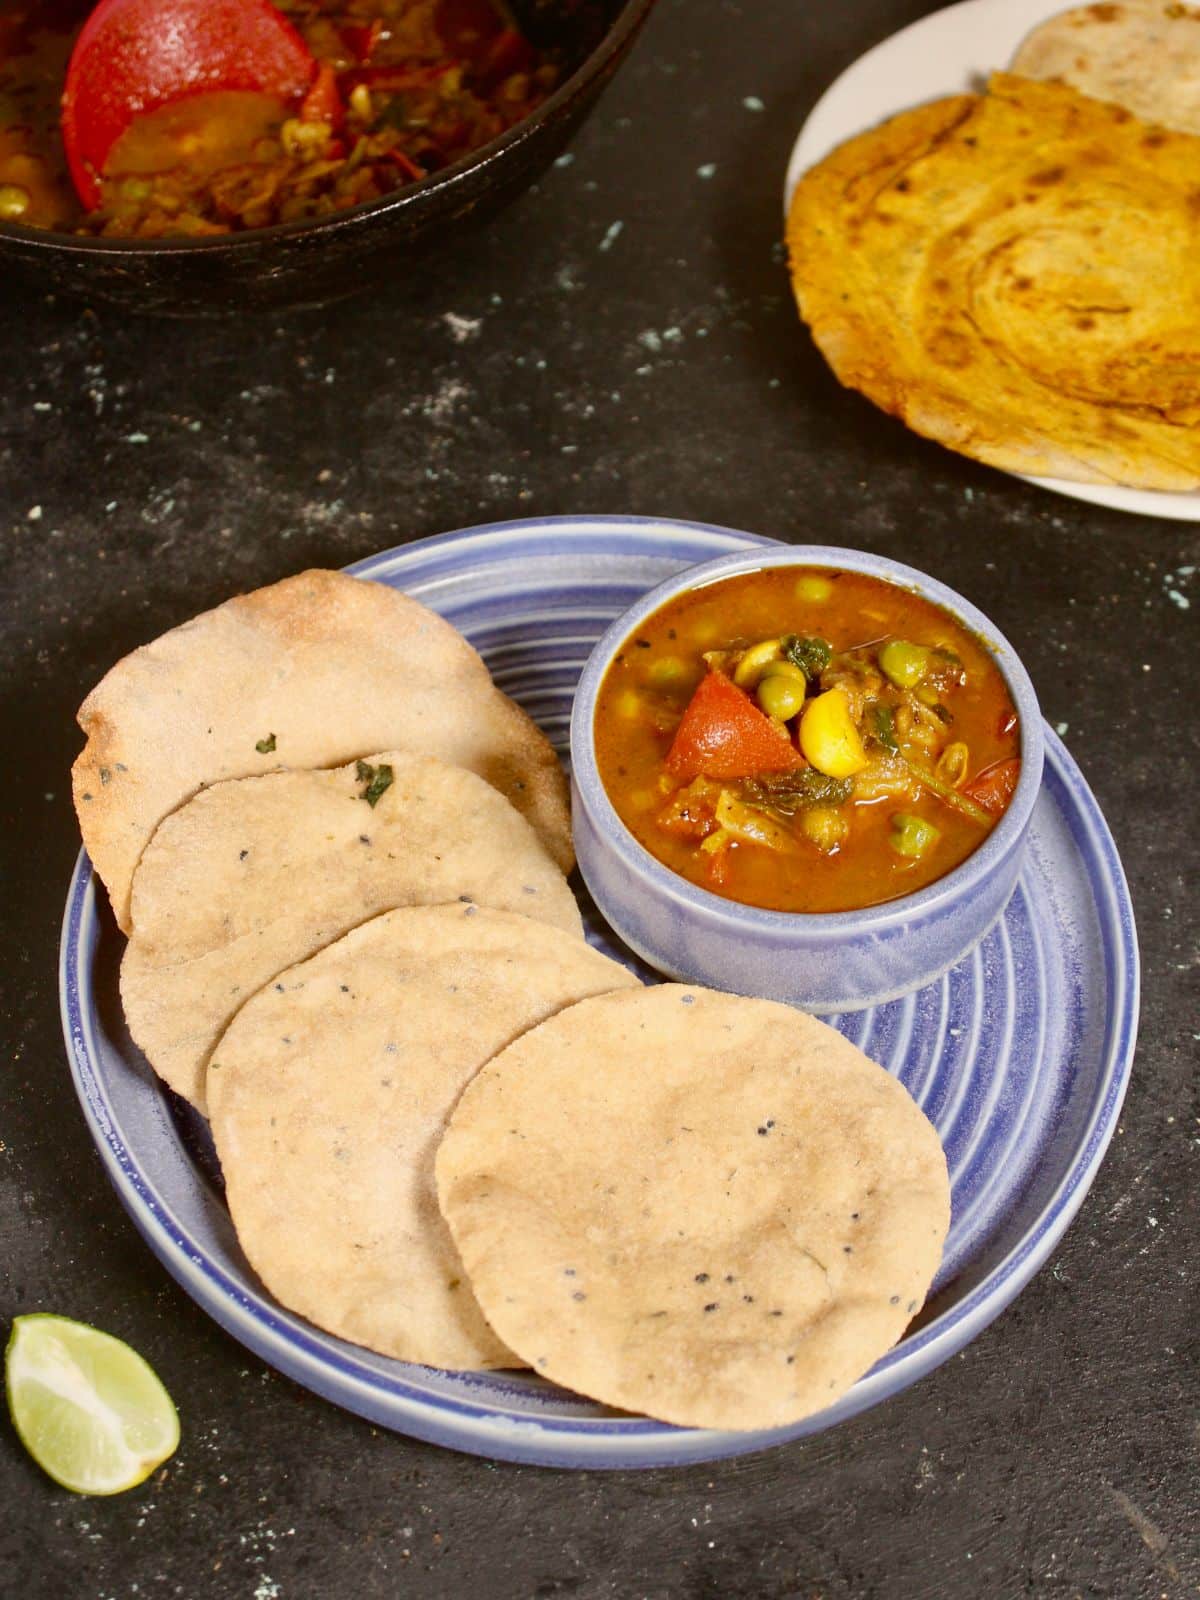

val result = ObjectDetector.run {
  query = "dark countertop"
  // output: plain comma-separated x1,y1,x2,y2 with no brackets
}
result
2,2,1197,1595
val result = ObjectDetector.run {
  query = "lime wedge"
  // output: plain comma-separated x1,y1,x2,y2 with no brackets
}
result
5,1314,180,1495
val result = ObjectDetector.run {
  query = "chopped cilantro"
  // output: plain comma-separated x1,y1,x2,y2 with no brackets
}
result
741,769,853,812
356,760,394,808
255,733,277,754
870,703,898,750
782,634,833,681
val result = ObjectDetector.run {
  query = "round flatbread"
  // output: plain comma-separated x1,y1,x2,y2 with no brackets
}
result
121,751,582,1113
73,569,571,931
206,905,639,1371
436,985,950,1430
787,74,1200,490
1013,1,1200,137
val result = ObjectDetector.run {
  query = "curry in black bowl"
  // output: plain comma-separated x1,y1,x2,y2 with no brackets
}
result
3,0,566,235
0,0,652,312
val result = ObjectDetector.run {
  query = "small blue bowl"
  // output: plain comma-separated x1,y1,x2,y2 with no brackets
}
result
570,545,1044,1013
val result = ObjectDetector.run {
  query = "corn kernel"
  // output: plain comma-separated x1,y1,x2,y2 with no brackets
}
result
799,688,869,778
732,638,783,688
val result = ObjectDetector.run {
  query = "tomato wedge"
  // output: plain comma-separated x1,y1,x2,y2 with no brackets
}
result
299,62,344,127
61,0,316,209
665,671,804,781
962,757,1021,816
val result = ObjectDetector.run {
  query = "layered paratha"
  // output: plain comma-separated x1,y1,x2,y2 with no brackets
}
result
788,74,1200,489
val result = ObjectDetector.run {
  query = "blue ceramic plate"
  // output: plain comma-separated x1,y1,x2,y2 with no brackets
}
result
60,516,1139,1468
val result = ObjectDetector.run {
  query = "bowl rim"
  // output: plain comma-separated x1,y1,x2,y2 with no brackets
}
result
570,543,1045,935
0,0,656,255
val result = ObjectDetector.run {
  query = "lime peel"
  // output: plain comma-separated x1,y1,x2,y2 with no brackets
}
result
6,1313,180,1495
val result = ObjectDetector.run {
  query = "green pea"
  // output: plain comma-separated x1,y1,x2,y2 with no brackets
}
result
646,655,688,689
795,574,833,603
879,639,931,690
756,670,807,721
889,813,941,859
763,660,808,684
0,183,31,221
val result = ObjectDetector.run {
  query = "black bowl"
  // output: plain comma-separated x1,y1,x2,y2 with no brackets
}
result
0,0,656,315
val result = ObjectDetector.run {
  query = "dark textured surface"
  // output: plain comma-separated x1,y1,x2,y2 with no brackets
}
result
1,1,1197,1595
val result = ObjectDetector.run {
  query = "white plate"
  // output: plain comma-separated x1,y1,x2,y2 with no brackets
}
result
784,0,1200,522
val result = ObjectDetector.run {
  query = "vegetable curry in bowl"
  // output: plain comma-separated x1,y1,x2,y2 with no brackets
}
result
594,567,1021,914
0,0,560,235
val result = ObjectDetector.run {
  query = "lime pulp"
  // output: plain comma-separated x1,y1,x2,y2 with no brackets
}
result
5,1313,180,1495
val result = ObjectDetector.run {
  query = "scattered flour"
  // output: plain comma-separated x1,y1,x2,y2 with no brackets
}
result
443,312,482,344
422,379,470,423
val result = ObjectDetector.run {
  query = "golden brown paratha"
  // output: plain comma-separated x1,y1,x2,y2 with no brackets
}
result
787,73,1200,489
1013,1,1200,136
73,570,572,931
